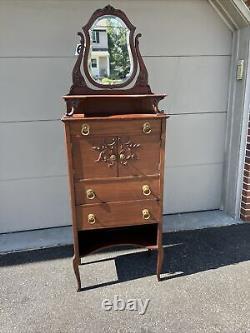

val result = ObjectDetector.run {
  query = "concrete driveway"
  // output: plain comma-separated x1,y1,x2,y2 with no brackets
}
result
0,224,250,333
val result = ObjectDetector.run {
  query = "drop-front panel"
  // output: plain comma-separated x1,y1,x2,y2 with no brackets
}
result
70,119,161,179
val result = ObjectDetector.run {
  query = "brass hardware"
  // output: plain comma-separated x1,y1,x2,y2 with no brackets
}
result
110,154,116,161
142,185,151,196
143,122,152,134
119,153,125,161
88,213,96,224
86,189,95,200
81,123,90,136
142,209,151,220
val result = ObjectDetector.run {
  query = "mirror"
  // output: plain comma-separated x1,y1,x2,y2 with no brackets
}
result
88,16,133,86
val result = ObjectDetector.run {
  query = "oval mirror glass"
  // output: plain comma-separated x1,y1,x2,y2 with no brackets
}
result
88,15,133,86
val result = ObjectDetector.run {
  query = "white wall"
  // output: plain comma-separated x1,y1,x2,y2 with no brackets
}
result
0,0,232,232
93,30,108,49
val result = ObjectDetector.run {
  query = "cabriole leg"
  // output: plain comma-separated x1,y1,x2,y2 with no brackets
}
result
73,255,81,291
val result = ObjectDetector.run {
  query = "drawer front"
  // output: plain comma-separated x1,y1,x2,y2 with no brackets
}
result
75,177,160,205
70,119,161,137
76,200,161,230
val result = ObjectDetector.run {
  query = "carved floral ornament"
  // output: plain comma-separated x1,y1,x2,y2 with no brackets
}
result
92,137,141,167
92,137,117,167
118,137,141,166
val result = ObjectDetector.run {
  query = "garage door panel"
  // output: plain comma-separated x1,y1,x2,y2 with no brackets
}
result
0,56,230,122
0,121,67,180
164,164,224,214
0,0,106,58
166,113,226,167
0,176,70,233
0,58,73,122
126,0,232,57
0,0,232,57
146,55,230,114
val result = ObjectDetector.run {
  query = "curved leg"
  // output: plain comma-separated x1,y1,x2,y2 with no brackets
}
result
157,246,164,281
73,255,81,292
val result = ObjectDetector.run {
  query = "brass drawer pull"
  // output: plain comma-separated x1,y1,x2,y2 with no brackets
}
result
142,209,151,220
142,185,151,196
88,213,96,224
81,123,90,136
143,122,151,134
86,189,95,200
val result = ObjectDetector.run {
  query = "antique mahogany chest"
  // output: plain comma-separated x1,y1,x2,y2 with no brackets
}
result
62,5,168,291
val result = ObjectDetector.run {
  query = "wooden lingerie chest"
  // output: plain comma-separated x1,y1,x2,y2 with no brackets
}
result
62,5,168,291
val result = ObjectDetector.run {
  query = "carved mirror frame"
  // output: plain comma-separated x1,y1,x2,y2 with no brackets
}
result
83,5,138,89
69,5,152,95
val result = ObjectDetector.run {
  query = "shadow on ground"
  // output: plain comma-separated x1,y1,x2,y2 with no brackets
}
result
1,224,249,291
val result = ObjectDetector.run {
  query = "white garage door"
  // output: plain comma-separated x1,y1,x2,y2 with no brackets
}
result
0,0,232,232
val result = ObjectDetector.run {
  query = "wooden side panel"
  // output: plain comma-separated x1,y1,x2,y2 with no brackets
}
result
63,122,80,263
159,118,167,218
75,176,160,205
76,199,161,230
156,117,166,280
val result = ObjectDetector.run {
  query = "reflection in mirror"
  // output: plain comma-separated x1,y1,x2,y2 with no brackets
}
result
88,16,133,86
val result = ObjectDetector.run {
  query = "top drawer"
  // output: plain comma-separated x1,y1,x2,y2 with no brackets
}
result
69,119,161,137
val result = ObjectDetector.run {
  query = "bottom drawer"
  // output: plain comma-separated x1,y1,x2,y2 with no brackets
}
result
76,200,161,230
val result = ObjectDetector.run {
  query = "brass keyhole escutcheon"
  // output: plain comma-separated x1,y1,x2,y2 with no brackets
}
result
88,213,96,224
142,185,151,196
81,123,90,136
142,209,151,220
143,122,152,134
86,189,95,200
